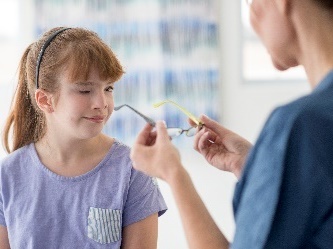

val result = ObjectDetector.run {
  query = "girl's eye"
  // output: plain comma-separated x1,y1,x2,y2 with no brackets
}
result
106,86,114,92
79,90,91,94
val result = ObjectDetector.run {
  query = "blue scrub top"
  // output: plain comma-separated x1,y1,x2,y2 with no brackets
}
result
232,71,333,248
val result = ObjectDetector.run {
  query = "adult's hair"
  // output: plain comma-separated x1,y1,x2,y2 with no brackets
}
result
2,27,124,153
314,0,333,9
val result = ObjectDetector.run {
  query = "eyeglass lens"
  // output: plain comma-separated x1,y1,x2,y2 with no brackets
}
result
167,127,196,138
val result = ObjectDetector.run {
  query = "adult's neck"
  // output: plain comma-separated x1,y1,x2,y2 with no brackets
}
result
291,0,333,87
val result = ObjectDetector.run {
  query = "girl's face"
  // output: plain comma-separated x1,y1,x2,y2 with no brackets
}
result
49,67,115,140
249,0,299,70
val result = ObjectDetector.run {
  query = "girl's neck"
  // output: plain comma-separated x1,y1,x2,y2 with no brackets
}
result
35,133,114,177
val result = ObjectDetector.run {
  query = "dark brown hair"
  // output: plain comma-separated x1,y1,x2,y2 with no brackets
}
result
314,0,333,9
3,27,124,153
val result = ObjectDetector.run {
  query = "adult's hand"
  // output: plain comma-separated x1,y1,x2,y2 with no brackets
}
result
130,121,184,183
192,115,252,178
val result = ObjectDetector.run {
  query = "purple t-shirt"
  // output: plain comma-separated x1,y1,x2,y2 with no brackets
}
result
0,141,167,248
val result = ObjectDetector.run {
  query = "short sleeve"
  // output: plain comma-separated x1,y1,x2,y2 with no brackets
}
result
0,194,5,227
231,107,288,249
232,105,333,248
122,167,167,227
0,162,7,227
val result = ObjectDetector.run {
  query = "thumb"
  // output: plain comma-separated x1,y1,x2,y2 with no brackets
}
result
155,120,170,141
131,142,144,163
200,114,230,135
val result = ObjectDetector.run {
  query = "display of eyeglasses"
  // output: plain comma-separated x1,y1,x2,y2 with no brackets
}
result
34,0,220,147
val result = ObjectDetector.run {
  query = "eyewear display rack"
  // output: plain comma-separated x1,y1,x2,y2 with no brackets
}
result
34,0,220,146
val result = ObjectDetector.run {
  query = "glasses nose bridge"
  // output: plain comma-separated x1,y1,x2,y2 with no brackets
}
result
184,127,196,137
179,129,186,135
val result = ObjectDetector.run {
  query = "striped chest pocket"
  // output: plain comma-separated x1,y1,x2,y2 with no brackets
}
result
87,207,122,244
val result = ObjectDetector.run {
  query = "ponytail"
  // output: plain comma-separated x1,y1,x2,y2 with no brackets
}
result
2,45,45,153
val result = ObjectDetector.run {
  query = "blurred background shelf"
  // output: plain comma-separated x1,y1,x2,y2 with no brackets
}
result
33,0,220,146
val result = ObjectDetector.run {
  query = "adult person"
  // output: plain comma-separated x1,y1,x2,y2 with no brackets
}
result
0,27,167,248
130,0,333,248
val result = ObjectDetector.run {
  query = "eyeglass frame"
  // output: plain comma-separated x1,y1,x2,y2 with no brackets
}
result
153,99,204,129
114,104,197,138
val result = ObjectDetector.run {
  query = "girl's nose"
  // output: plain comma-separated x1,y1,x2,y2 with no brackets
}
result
93,92,108,109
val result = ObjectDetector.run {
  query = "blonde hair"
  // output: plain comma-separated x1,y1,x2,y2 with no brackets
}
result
3,27,124,153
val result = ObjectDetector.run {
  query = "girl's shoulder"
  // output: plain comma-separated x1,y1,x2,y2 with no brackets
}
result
0,144,35,177
1,144,33,166
100,135,130,153
102,138,132,166
108,139,132,164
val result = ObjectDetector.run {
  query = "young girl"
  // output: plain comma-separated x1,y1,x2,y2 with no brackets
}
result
0,27,167,248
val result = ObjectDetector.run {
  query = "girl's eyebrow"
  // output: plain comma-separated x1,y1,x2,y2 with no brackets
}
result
74,81,114,87
75,82,93,86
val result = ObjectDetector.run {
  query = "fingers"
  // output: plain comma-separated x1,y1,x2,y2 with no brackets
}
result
189,114,226,134
131,123,153,163
134,123,154,145
133,121,168,152
200,114,230,138
155,121,170,142
200,114,220,129
187,117,197,127
193,126,206,151
146,131,157,146
193,127,216,152
131,121,180,181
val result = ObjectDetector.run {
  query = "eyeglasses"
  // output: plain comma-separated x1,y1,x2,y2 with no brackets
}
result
114,104,197,138
153,100,204,129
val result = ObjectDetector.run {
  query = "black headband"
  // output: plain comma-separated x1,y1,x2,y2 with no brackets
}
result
35,28,71,89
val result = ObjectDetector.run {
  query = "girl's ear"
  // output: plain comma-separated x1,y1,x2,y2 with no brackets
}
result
35,89,54,113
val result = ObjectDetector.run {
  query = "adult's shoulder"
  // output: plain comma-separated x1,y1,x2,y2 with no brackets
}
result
266,89,332,133
263,90,333,248
232,89,333,248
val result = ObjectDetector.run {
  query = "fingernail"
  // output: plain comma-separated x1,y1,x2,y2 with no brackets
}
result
160,120,167,127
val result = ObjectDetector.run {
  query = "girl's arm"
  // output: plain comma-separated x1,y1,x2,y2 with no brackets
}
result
121,213,158,249
0,226,10,249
